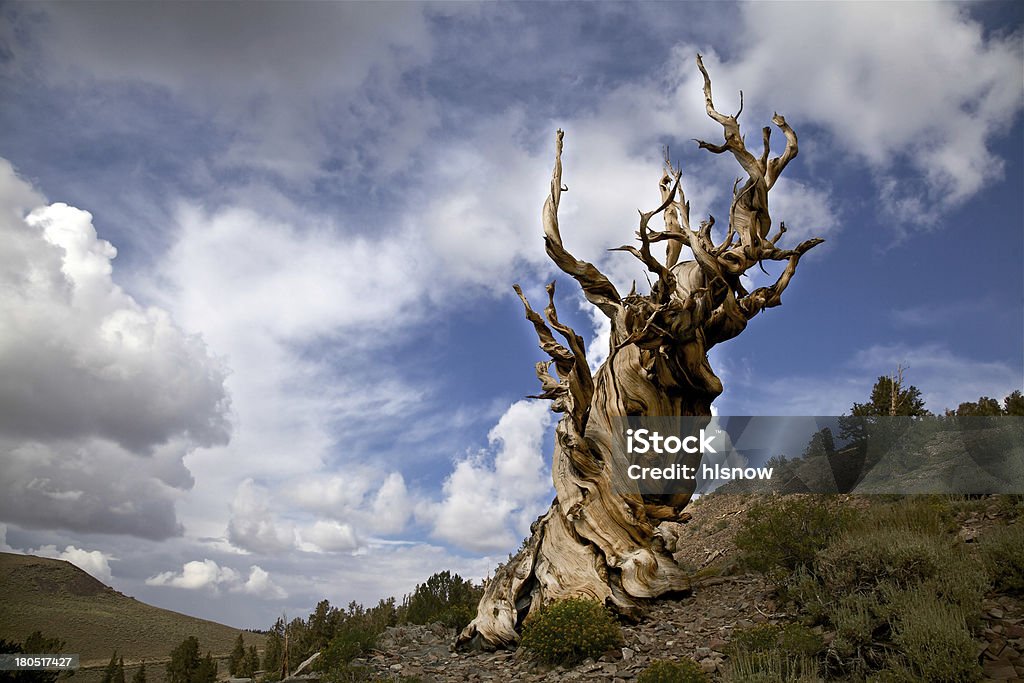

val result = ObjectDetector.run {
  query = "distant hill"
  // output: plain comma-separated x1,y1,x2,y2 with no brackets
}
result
0,552,264,668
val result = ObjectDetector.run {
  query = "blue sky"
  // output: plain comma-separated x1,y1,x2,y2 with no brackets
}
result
0,2,1021,629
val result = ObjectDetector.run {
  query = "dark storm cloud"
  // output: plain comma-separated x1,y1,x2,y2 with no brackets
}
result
0,156,229,539
0,436,188,539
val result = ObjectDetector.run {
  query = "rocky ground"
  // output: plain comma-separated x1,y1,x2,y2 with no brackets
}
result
354,495,1023,682
981,593,1024,681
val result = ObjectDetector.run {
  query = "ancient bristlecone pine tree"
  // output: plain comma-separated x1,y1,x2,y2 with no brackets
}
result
457,55,824,650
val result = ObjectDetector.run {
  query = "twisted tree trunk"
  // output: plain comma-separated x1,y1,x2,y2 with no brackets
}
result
457,55,824,650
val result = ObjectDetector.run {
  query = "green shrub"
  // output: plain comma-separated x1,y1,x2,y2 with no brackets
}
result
814,528,945,592
855,496,955,536
637,658,708,683
734,497,852,575
978,523,1024,593
920,556,989,627
519,598,623,666
319,662,373,683
727,623,823,659
725,623,823,681
782,514,987,680
886,590,981,682
829,592,890,665
781,567,831,623
726,651,820,683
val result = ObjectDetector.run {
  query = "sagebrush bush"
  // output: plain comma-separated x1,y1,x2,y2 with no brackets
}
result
779,502,987,681
854,495,955,536
726,651,820,683
727,623,823,659
829,592,886,661
887,590,981,682
319,662,373,683
519,598,623,666
725,623,822,682
814,528,945,591
636,658,707,683
978,523,1024,593
921,556,989,627
734,496,852,575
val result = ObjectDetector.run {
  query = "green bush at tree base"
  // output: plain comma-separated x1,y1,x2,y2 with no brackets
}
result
519,597,623,666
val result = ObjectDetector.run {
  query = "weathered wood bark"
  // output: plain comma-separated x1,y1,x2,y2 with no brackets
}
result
456,55,824,650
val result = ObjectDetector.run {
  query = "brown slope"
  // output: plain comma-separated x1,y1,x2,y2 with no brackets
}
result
0,552,264,667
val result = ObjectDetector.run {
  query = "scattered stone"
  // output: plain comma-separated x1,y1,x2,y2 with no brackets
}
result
987,638,1006,657
958,528,978,543
983,658,1018,680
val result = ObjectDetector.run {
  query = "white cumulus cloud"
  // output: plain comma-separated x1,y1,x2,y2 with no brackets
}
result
300,520,361,554
720,3,1023,226
429,400,553,552
146,558,286,599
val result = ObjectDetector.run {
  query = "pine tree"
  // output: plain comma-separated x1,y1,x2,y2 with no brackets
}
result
166,637,200,683
262,618,284,674
851,366,928,417
802,427,835,458
131,663,146,683
1005,390,1024,416
307,600,338,652
194,654,216,683
228,634,245,676
243,647,259,678
954,396,1003,416
101,652,119,683
113,657,126,683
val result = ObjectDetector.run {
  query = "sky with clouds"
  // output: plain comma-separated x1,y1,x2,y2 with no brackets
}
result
0,2,1021,629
